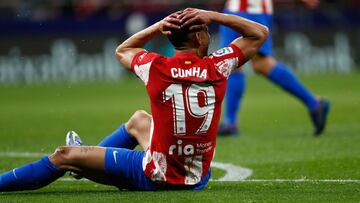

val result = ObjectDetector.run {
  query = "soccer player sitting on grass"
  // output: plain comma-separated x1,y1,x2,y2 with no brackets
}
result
0,8,268,191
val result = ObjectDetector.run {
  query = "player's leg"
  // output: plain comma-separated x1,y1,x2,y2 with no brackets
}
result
249,13,318,111
252,55,330,135
49,146,118,185
103,146,211,191
247,14,329,135
98,121,138,149
50,146,158,190
0,145,119,192
250,14,329,135
219,69,246,135
97,110,151,150
67,110,152,180
54,146,157,190
124,110,152,150
252,54,319,112
218,10,247,135
0,154,64,191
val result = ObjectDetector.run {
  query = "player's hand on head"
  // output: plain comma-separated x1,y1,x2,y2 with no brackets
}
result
301,0,319,9
159,12,181,36
178,8,212,30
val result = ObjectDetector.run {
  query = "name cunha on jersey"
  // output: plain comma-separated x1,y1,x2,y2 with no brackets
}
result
170,67,207,79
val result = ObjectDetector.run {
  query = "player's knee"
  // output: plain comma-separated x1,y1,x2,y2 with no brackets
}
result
251,56,276,76
253,65,268,75
126,110,151,135
49,146,76,169
133,110,150,119
127,110,150,129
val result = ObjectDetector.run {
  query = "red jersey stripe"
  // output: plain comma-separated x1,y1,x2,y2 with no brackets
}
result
239,0,248,12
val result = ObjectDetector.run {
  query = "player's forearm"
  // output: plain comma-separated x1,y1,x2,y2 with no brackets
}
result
210,11,269,42
116,22,161,52
115,22,161,68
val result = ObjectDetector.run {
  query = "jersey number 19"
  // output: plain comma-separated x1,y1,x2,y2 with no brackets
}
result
163,83,215,135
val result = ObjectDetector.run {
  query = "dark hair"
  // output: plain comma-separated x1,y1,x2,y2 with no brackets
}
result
167,25,197,49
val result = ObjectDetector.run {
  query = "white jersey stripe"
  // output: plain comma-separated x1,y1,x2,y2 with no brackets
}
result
264,0,273,14
225,0,273,14
134,61,152,86
227,0,241,12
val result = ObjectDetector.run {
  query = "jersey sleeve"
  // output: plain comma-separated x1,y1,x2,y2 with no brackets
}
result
131,50,161,85
208,44,245,78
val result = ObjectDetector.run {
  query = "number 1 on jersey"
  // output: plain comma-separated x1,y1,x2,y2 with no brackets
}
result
163,83,215,135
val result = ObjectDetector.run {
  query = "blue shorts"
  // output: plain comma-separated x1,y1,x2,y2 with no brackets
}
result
104,147,211,191
219,10,273,56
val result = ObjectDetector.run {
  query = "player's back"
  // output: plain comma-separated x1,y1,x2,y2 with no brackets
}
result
131,44,244,185
149,52,227,144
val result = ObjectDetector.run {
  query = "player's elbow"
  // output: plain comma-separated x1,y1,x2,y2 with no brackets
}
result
256,25,270,44
243,23,269,44
115,45,126,61
115,44,138,69
115,45,132,69
249,25,269,51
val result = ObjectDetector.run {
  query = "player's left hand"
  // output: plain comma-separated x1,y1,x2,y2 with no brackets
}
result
159,12,181,36
178,8,212,31
301,0,320,9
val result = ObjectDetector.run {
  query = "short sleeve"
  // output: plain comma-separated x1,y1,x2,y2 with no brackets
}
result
208,44,245,78
131,50,160,85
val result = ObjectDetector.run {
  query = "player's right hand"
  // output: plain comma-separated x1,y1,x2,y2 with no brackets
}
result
159,12,181,36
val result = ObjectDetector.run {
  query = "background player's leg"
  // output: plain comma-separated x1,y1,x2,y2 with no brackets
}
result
98,110,151,150
252,56,330,135
222,70,246,130
218,22,246,135
249,13,319,113
252,55,319,112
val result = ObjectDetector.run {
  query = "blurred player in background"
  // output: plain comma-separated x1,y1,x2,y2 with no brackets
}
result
0,8,268,192
218,0,330,136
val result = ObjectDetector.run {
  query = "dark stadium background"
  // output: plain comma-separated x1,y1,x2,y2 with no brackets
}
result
0,0,358,84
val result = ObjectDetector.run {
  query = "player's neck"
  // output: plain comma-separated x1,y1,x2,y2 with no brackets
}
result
174,48,206,58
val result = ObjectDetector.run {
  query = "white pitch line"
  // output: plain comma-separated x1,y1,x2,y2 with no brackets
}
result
211,161,252,181
58,178,360,183
60,178,89,182
241,179,360,183
0,151,47,158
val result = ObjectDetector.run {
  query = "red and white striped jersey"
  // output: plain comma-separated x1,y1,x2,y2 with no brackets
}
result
131,44,245,185
225,0,274,14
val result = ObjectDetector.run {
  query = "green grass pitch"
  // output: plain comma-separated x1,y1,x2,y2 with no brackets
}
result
0,73,359,202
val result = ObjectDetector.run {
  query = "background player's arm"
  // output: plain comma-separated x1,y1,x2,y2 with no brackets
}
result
115,13,181,69
179,8,269,61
